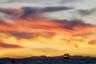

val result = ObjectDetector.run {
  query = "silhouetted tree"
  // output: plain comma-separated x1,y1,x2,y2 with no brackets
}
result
63,53,70,59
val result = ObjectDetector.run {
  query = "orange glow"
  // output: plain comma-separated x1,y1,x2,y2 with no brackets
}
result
0,18,96,58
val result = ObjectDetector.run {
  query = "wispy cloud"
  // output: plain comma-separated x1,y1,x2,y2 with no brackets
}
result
0,0,96,25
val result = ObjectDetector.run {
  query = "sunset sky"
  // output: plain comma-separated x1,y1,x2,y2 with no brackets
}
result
0,0,96,25
0,0,96,58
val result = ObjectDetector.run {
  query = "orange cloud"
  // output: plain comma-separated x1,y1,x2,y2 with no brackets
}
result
0,18,96,58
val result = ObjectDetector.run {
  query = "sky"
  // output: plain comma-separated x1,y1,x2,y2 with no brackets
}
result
0,0,96,58
0,0,95,25
0,0,96,25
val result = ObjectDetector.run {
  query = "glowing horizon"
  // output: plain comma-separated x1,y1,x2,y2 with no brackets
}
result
0,18,96,58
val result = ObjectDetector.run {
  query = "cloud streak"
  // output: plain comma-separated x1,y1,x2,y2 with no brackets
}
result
0,0,96,25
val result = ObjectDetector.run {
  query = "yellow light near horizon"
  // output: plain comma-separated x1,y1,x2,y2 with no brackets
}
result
0,18,96,58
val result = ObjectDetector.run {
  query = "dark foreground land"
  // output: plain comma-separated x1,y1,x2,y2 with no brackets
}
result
0,56,96,64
